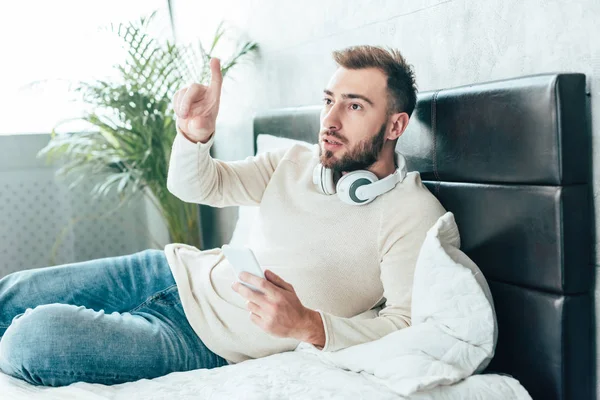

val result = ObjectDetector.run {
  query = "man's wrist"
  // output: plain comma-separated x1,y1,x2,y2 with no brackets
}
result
179,128,199,144
178,128,215,145
300,309,326,349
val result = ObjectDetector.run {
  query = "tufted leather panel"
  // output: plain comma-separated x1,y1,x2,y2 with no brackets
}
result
485,281,593,400
422,181,593,295
253,73,593,400
397,74,589,185
253,105,322,154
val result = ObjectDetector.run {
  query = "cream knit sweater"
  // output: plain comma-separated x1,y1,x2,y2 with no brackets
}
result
164,128,446,365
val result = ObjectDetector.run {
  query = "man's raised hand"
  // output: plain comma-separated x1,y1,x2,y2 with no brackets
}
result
173,57,223,143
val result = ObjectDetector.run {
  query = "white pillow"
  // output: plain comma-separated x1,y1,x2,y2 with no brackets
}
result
296,212,498,397
256,134,314,153
228,134,313,247
411,211,498,374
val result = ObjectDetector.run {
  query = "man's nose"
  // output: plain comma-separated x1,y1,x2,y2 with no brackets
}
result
321,104,342,131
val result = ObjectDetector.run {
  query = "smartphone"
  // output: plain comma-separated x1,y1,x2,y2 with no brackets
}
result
222,244,266,293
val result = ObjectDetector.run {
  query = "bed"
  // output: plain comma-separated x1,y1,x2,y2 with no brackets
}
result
0,73,592,399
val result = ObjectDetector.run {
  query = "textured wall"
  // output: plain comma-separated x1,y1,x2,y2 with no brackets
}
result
0,133,164,277
173,0,598,392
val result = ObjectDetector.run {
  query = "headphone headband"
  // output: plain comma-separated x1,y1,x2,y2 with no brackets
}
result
355,153,407,201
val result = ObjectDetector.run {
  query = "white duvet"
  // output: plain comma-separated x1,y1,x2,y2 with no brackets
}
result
0,350,530,400
0,212,532,399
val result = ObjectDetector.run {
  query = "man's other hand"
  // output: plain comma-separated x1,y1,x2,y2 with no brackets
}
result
231,269,324,345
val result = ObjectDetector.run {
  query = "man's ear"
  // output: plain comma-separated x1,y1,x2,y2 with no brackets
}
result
387,112,410,141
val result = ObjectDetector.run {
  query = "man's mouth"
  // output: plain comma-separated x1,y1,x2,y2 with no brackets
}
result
323,136,343,145
323,138,343,150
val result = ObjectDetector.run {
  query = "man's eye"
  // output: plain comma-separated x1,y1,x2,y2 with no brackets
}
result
322,98,332,105
351,103,362,110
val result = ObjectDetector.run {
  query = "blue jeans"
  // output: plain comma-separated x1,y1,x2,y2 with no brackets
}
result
0,249,228,386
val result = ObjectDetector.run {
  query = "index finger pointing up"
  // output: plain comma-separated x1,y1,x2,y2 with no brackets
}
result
209,57,223,94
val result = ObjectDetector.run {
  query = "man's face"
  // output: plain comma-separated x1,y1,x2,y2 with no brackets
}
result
318,67,390,173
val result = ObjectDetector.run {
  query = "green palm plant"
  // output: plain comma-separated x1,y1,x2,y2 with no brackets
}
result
37,11,258,251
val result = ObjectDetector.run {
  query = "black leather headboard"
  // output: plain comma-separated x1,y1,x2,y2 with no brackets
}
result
253,73,594,400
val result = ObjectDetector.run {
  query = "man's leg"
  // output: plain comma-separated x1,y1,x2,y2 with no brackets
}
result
0,249,229,386
0,249,173,337
0,284,229,386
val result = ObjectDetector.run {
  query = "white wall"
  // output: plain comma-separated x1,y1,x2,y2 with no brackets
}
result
172,0,600,393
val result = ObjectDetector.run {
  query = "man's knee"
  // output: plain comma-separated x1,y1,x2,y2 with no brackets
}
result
0,303,83,384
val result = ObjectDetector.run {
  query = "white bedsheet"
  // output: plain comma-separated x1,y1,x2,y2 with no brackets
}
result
1,349,530,400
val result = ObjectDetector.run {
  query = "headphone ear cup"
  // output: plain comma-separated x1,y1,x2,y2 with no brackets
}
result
336,170,378,205
313,163,336,195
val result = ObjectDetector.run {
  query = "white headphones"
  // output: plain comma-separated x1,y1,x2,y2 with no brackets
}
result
312,152,408,205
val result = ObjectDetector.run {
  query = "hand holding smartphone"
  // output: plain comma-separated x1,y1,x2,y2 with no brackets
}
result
222,245,266,294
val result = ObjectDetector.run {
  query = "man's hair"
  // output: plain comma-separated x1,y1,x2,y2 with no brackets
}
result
332,45,417,117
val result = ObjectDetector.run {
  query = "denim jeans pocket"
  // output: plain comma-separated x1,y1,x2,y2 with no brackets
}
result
148,284,181,306
128,284,181,313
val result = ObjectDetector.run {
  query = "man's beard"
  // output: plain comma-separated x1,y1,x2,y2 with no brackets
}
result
319,122,387,173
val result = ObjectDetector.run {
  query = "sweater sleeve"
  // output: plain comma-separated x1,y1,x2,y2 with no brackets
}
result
166,125,287,208
312,191,446,352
